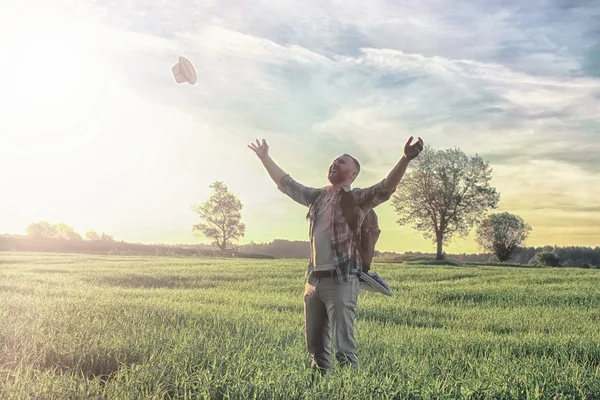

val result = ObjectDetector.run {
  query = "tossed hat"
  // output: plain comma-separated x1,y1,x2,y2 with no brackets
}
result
359,271,393,296
172,56,197,85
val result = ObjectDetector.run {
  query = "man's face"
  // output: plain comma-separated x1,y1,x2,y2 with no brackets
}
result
327,155,357,185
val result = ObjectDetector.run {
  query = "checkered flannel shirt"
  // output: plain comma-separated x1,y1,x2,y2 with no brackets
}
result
277,174,395,284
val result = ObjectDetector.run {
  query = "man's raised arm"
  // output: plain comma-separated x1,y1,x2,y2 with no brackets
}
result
248,139,287,186
355,136,424,210
248,138,321,207
383,136,424,192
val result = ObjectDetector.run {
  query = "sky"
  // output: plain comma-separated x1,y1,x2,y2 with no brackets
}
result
1,0,599,254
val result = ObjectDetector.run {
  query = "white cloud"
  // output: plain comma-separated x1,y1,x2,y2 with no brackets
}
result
175,26,333,67
354,48,600,88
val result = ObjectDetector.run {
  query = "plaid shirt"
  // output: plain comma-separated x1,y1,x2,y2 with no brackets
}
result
277,174,395,283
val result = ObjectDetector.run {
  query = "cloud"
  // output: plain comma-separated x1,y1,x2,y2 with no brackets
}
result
491,159,600,217
582,40,600,78
83,0,600,172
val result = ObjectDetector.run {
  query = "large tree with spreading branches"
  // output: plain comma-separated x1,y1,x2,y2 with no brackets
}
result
391,146,500,260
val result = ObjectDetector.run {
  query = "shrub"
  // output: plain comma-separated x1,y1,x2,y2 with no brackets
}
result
535,252,561,267
562,259,575,267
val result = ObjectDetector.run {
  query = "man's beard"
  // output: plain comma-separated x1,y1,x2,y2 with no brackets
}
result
327,166,345,184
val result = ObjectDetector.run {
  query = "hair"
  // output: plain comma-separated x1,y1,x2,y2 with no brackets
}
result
343,153,361,174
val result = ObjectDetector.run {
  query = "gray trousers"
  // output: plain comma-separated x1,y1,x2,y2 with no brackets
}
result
303,273,360,371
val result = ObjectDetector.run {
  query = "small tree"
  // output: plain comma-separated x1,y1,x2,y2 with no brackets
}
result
475,212,532,262
56,223,83,240
101,233,115,242
26,221,58,239
85,231,113,241
536,252,561,267
85,231,101,241
562,259,576,267
391,146,500,260
192,181,246,252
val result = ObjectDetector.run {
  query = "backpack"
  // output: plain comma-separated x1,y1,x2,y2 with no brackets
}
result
339,189,381,272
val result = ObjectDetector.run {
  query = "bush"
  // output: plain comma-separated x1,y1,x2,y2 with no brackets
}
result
535,252,561,267
562,259,576,267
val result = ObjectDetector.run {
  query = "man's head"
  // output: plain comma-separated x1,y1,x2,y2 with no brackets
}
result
327,154,360,186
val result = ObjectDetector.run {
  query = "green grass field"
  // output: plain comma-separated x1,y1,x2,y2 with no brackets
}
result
1,252,599,399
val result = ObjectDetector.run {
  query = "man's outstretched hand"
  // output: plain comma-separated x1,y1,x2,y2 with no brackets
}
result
248,138,287,185
383,136,425,192
404,136,424,161
248,138,270,160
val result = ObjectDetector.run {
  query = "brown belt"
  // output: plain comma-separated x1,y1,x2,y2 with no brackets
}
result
310,270,362,279
310,270,338,278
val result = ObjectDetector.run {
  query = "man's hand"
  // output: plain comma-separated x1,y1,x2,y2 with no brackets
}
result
383,136,424,192
248,138,269,160
404,136,424,161
248,138,287,186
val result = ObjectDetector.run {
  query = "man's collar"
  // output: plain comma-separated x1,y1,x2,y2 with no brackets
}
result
324,184,352,193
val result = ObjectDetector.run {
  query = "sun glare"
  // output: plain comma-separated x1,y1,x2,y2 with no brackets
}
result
16,37,80,107
1,3,112,234
9,11,104,134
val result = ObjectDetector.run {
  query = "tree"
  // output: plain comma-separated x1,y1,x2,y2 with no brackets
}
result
85,231,101,241
475,212,532,262
536,252,561,267
562,259,575,267
85,231,113,241
55,223,82,240
101,233,115,242
26,221,83,240
391,146,500,260
192,181,246,252
26,221,58,239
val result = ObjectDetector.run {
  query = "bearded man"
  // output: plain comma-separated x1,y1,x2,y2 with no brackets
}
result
248,136,424,374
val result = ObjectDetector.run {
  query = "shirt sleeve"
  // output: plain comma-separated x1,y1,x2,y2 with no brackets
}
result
353,179,396,210
277,174,322,207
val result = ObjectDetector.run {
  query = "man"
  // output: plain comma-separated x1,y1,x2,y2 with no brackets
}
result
248,136,424,374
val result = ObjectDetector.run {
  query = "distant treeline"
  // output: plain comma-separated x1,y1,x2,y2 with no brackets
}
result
449,245,599,267
1,234,598,267
0,235,274,259
237,239,310,259
235,241,600,267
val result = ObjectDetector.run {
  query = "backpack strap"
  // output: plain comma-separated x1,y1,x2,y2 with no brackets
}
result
306,189,326,221
339,189,366,270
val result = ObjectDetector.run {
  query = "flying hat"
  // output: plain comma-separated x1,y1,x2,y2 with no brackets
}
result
172,56,197,85
359,271,393,296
